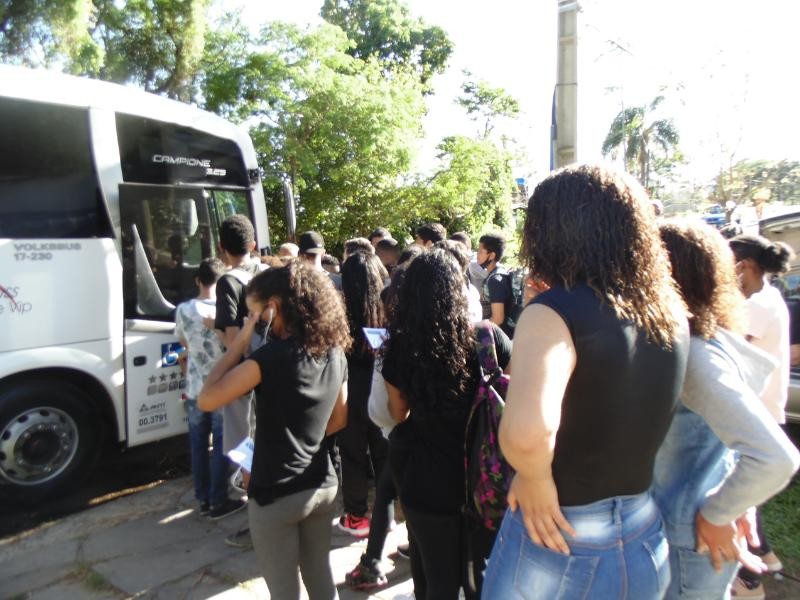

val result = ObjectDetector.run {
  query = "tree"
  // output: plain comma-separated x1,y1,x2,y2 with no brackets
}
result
243,23,426,245
320,0,452,91
408,135,514,236
457,71,520,138
92,0,211,101
601,95,680,191
0,0,102,72
709,159,800,207
0,0,211,101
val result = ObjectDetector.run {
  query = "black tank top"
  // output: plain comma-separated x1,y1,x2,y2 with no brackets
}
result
533,284,689,507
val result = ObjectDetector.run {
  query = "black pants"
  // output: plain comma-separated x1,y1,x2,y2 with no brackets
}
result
339,361,388,516
365,461,397,560
403,505,496,600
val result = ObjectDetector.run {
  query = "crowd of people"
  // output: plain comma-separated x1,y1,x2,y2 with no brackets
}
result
173,164,799,600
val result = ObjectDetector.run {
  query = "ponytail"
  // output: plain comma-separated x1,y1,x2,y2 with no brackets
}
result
730,234,795,275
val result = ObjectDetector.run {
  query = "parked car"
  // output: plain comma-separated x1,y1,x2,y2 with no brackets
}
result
760,211,800,423
702,204,727,228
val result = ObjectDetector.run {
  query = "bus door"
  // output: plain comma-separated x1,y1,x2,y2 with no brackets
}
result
119,183,214,446
118,184,255,446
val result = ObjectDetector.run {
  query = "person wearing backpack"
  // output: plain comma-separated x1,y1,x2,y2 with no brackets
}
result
210,214,265,547
383,248,511,600
477,233,517,338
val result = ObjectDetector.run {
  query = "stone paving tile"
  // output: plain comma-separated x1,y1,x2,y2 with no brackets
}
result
142,569,234,600
26,578,124,600
81,506,216,563
92,528,240,596
0,539,80,598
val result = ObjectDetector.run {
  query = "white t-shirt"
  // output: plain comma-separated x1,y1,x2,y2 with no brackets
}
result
745,284,790,423
466,282,483,322
175,298,225,399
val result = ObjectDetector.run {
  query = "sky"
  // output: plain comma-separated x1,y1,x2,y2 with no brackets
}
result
232,0,800,186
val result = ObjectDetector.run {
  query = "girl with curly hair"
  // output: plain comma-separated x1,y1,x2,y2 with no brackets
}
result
337,252,390,537
654,222,798,599
483,166,689,599
383,248,512,599
199,261,351,600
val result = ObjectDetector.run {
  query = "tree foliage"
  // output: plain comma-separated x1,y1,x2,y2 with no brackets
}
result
710,159,800,206
457,71,520,138
0,0,101,71
93,0,210,101
320,0,452,91
602,95,680,191
237,23,427,245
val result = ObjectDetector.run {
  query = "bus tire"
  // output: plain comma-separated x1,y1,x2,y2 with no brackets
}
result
0,380,102,502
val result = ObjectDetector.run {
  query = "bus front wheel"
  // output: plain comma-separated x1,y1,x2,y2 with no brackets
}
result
0,380,101,502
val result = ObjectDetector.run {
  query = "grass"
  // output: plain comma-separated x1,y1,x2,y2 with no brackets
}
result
762,425,800,599
70,562,117,593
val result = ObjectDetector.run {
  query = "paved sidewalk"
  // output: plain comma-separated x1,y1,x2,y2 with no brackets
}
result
0,477,413,599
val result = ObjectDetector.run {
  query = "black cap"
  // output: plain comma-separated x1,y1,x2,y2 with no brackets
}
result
298,231,325,254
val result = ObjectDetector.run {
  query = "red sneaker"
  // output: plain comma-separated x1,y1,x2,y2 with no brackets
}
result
337,513,370,537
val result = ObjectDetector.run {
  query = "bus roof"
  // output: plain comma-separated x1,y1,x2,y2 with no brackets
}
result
0,65,256,159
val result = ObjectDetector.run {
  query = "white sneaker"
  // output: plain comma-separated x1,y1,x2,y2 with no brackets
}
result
230,467,246,493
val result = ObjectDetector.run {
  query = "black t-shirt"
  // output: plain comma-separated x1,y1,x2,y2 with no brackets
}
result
214,262,263,331
534,284,689,506
483,266,515,338
383,323,512,514
246,338,348,505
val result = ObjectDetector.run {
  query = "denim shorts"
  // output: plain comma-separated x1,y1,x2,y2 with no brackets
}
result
482,492,670,600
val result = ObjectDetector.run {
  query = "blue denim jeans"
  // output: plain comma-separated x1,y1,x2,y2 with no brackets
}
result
482,492,670,600
185,399,228,507
665,546,737,599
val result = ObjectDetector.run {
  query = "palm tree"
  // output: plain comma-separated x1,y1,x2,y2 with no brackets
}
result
601,96,680,190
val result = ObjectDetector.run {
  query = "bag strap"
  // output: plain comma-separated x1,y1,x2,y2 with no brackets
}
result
475,320,500,375
227,262,267,286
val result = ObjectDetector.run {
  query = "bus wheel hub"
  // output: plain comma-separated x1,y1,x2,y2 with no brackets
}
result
0,408,78,484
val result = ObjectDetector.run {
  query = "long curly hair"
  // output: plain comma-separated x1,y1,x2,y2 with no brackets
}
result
524,165,684,347
342,252,387,359
383,248,474,417
660,221,744,339
246,261,351,358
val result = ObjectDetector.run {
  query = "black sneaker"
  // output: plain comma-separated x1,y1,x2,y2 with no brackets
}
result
396,543,410,559
225,527,252,549
209,497,246,520
345,555,388,590
199,501,210,516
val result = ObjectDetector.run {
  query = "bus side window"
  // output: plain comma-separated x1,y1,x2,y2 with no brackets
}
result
0,98,112,239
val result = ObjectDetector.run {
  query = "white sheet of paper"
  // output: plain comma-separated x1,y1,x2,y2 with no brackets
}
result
227,436,254,472
362,327,387,350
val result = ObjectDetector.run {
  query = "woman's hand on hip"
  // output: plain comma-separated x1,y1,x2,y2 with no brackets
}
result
507,472,576,555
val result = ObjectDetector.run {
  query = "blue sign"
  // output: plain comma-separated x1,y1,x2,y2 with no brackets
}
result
160,342,184,368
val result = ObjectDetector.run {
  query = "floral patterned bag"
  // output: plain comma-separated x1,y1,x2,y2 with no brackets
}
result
464,321,514,531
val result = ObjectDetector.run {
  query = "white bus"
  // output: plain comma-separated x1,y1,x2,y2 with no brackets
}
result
0,66,273,500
